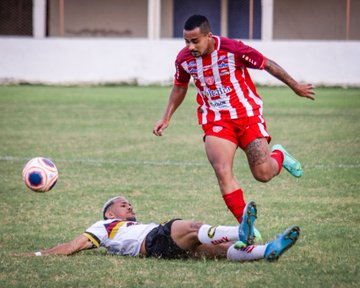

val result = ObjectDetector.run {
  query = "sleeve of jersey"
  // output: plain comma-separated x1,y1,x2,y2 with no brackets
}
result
236,41,266,70
174,60,190,86
83,221,105,248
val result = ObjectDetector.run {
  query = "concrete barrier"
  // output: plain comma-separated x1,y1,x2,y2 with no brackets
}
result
0,37,359,87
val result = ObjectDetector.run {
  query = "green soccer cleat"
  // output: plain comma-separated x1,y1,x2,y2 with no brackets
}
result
234,226,262,249
272,144,303,178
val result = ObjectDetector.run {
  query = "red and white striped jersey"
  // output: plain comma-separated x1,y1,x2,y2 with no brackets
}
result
174,36,266,124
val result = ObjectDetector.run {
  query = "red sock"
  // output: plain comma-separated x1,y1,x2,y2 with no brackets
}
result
223,189,246,223
271,149,284,174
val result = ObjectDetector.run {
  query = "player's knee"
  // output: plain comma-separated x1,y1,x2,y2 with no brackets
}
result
186,222,204,243
252,169,273,183
190,221,204,232
254,175,271,183
212,162,232,180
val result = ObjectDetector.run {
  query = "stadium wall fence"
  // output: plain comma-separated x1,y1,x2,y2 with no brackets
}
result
0,38,359,87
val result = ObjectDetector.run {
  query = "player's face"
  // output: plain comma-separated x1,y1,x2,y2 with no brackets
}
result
107,197,136,221
184,27,213,57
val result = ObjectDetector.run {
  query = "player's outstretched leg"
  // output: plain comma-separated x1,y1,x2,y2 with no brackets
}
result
264,225,300,262
272,144,303,177
236,201,257,248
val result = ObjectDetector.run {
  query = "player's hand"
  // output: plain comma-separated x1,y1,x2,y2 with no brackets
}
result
153,119,169,136
293,83,315,100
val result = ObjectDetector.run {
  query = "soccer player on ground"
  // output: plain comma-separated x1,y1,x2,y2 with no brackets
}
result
153,15,315,223
21,196,299,262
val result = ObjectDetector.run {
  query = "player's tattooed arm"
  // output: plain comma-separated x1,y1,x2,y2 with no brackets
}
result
265,58,297,87
265,58,315,100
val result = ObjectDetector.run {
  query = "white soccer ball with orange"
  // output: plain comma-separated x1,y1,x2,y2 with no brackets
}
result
22,157,58,192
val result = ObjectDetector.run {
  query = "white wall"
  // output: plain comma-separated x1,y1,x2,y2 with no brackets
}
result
0,38,359,87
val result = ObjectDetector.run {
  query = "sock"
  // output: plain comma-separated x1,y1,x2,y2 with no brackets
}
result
271,149,284,174
223,189,246,223
198,224,239,245
227,244,268,262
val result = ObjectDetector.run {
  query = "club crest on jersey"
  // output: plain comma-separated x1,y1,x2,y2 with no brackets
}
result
212,126,223,133
205,76,215,85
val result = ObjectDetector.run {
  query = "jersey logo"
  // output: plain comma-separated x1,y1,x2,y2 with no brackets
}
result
189,68,197,74
188,60,196,67
242,55,257,66
218,62,228,69
203,86,232,97
212,126,223,133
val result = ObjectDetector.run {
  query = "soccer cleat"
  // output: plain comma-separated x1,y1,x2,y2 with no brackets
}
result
234,241,247,249
264,225,300,262
272,144,303,178
237,201,257,248
235,225,261,249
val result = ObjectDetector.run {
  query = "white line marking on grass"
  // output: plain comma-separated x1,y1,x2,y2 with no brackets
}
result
305,164,360,169
1,156,359,169
0,156,208,167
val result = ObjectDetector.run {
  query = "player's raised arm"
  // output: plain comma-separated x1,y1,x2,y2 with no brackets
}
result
153,84,188,136
264,58,315,100
20,234,95,256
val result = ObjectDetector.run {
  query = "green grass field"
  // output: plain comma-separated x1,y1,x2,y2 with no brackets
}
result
0,85,359,287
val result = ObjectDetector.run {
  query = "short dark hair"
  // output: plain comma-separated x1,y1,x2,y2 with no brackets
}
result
184,15,211,34
102,196,124,220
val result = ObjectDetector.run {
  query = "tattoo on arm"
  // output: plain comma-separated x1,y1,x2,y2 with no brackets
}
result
265,58,297,89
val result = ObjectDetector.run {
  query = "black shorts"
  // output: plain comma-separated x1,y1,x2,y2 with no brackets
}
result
144,219,189,259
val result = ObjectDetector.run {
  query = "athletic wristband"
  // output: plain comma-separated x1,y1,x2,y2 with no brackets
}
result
34,251,42,256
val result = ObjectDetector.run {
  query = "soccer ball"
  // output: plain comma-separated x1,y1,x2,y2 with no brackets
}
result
22,157,58,192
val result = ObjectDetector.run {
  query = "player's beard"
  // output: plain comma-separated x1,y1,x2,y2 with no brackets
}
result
203,44,213,56
192,44,212,58
191,50,201,58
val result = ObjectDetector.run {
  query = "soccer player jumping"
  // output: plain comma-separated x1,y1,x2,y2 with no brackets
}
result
153,15,315,223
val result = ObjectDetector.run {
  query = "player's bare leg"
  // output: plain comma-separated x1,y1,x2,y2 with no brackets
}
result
245,138,280,182
204,136,239,194
170,220,203,251
191,243,230,259
205,135,246,222
170,220,253,257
